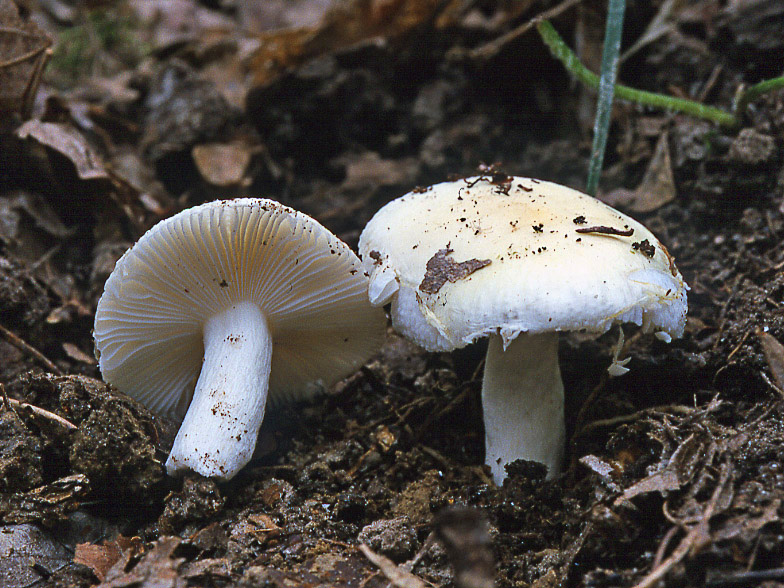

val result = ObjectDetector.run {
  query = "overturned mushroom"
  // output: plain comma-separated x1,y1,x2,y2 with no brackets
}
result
94,199,386,480
359,177,687,483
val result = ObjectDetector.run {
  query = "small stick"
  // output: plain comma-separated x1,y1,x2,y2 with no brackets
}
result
576,225,634,237
0,384,76,431
0,322,63,375
706,568,784,588
1,382,10,410
469,0,582,62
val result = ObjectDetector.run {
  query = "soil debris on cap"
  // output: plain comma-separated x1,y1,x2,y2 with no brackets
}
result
632,239,656,258
418,248,491,294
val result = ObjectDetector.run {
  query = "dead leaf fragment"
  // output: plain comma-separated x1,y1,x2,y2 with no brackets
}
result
62,342,98,365
579,454,617,478
180,558,232,580
617,433,705,503
0,0,52,118
419,248,491,295
340,151,420,192
0,524,73,588
74,540,127,582
605,131,676,213
15,120,109,181
192,141,253,187
359,543,429,588
129,0,235,51
713,498,781,542
1,473,90,526
757,330,784,396
100,536,185,588
247,0,459,88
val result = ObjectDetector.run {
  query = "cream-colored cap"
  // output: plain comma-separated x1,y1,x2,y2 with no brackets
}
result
359,176,687,351
95,198,386,419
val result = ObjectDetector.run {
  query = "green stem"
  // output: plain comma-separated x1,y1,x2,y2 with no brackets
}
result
586,0,626,196
733,76,784,119
536,19,739,128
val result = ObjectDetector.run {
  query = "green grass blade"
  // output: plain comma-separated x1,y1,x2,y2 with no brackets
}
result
586,0,627,196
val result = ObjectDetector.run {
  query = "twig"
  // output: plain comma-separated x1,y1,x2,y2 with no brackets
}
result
1,384,77,431
632,460,732,588
469,0,582,61
651,525,681,569
574,402,710,440
706,568,784,588
420,444,454,470
725,329,751,362
1,382,11,411
575,225,634,236
9,398,77,431
0,322,63,374
359,544,431,588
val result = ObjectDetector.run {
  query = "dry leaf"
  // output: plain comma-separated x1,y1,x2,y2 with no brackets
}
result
247,0,458,88
237,0,337,32
359,543,429,588
0,0,52,117
15,120,109,181
605,131,677,213
129,0,235,51
0,524,73,588
579,454,617,478
74,541,125,582
757,330,784,395
192,141,253,187
340,151,420,192
620,0,687,63
616,433,705,503
62,342,97,365
100,536,185,588
713,498,781,542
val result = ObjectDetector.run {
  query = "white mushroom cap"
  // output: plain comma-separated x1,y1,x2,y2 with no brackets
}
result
359,176,688,483
359,176,687,350
95,198,386,479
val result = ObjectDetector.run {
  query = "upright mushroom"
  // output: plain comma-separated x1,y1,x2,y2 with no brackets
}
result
94,199,386,480
359,176,687,483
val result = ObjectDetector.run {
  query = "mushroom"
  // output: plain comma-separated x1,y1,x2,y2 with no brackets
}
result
359,177,688,483
94,199,386,480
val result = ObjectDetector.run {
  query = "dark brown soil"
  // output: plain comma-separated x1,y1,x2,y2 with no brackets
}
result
1,1,783,587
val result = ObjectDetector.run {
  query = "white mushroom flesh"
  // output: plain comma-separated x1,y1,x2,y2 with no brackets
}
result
164,301,272,477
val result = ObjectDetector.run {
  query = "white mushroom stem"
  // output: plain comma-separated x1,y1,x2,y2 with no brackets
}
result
166,301,272,480
482,332,565,484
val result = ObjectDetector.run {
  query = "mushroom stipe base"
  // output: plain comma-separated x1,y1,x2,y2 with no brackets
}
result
166,301,272,479
483,332,565,484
